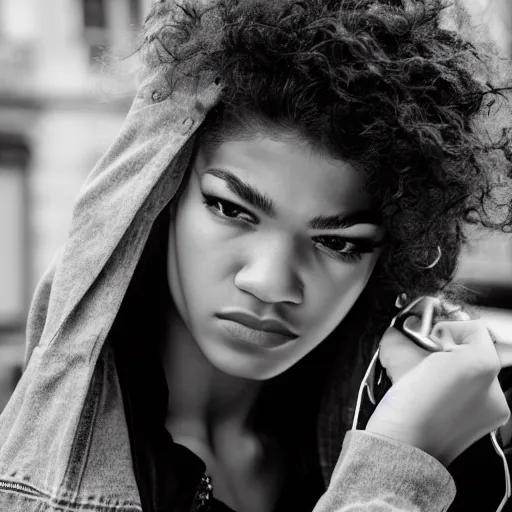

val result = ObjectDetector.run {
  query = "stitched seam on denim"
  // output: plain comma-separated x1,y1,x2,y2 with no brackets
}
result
0,489,143,512
58,339,103,500
0,476,51,496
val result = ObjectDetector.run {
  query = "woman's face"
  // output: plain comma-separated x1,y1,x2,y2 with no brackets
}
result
168,131,386,380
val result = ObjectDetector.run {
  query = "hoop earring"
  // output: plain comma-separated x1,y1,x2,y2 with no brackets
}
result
415,245,442,270
395,292,408,309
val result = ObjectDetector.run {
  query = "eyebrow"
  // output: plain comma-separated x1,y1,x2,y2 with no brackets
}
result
205,169,275,216
204,168,382,229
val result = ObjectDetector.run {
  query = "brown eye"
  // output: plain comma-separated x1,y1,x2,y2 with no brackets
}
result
311,235,378,263
201,194,256,224
217,200,246,219
313,236,356,253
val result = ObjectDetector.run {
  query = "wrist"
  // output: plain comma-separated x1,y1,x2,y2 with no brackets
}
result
365,420,451,466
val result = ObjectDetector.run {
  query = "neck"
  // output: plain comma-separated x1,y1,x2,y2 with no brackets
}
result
160,305,263,438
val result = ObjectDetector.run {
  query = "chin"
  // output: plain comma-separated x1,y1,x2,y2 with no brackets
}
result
198,340,294,381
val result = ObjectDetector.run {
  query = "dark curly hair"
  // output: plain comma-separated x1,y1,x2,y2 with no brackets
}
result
141,0,512,303
134,0,512,489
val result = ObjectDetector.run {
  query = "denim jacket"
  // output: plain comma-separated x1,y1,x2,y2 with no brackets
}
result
0,53,462,511
21,0,512,500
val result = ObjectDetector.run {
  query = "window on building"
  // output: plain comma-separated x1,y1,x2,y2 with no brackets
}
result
82,0,108,62
0,136,28,410
0,135,29,331
129,0,142,27
82,0,147,64
82,0,106,28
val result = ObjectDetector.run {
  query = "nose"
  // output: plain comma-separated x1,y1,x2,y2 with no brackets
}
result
234,236,303,305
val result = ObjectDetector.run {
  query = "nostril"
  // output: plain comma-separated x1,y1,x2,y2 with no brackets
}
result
234,268,303,306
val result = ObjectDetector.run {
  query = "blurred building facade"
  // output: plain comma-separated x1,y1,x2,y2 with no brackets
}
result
0,0,511,412
0,0,152,408
462,0,512,56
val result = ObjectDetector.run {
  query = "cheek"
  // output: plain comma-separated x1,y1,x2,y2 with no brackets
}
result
174,202,214,281
264,259,378,379
176,206,209,256
172,192,234,296
304,255,378,336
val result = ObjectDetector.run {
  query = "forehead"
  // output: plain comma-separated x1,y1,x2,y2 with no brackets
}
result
196,135,372,216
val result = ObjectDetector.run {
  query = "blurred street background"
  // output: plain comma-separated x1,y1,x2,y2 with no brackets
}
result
0,0,511,412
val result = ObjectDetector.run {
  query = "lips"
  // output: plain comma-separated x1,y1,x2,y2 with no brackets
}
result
214,310,298,349
215,310,297,337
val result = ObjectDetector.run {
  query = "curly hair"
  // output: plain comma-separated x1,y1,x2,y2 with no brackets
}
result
141,0,511,301
136,0,512,485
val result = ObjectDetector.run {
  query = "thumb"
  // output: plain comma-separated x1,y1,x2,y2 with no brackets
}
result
379,326,430,384
430,319,501,377
430,320,495,349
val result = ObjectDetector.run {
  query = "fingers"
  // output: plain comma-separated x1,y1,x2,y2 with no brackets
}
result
379,326,430,384
381,317,503,386
490,377,512,429
430,319,494,348
430,319,502,382
495,339,512,368
373,307,511,465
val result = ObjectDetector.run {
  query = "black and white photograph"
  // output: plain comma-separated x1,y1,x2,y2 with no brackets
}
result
0,0,512,511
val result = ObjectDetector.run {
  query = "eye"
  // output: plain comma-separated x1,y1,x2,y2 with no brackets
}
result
312,236,377,262
201,193,257,224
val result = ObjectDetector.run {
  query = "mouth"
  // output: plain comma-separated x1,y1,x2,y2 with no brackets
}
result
215,310,298,349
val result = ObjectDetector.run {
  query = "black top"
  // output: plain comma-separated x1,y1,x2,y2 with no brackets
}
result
112,334,324,512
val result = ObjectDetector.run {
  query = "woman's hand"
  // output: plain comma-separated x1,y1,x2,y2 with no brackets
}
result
365,319,511,466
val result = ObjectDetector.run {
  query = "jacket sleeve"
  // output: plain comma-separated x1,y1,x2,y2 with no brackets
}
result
312,430,456,512
24,249,63,368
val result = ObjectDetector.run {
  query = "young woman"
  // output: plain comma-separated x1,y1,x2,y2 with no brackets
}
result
0,0,511,511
